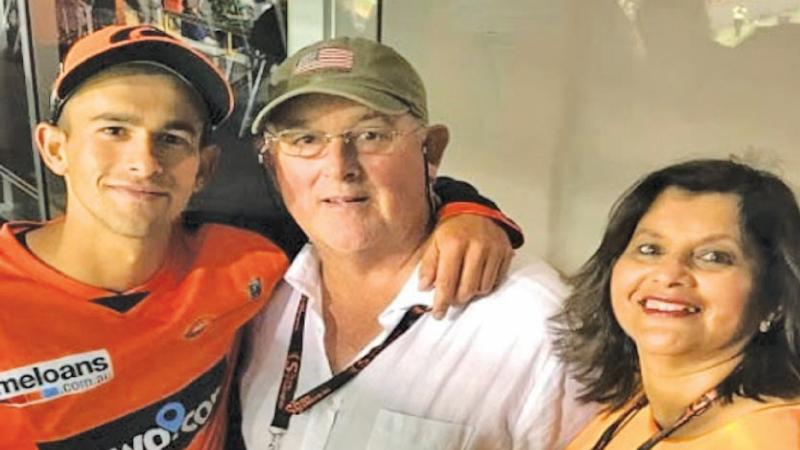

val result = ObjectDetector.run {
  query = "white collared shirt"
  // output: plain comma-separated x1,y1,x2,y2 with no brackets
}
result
240,245,595,450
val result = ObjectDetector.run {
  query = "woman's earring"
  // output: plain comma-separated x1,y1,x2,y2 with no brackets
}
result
759,310,779,333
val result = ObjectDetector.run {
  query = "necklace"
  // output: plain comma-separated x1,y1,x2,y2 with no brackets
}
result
591,387,720,450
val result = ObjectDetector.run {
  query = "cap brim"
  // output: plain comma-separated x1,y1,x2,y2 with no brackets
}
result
250,80,409,134
56,40,233,127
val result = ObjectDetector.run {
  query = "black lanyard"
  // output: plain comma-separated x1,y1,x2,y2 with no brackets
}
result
591,388,719,450
267,295,429,449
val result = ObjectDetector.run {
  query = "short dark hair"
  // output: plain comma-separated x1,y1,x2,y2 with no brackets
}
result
553,159,800,410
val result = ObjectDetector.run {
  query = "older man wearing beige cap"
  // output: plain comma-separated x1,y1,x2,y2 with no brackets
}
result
239,37,594,450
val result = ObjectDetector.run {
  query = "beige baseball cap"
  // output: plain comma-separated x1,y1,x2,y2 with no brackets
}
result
250,37,428,134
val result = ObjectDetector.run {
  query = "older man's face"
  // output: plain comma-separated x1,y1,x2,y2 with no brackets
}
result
269,95,433,258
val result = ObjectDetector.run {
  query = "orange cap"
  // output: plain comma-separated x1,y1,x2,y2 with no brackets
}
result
50,25,234,127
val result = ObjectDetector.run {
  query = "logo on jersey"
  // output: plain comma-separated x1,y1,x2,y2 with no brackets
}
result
248,277,262,300
0,350,113,406
38,358,226,450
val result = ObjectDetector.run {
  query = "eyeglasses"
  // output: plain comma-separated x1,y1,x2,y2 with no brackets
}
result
260,126,424,160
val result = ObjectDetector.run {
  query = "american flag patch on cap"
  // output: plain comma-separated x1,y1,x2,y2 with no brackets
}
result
294,47,354,74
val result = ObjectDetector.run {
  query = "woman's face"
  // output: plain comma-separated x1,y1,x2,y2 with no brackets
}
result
610,187,759,367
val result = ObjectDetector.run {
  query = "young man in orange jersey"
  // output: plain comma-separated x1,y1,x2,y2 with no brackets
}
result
0,25,520,449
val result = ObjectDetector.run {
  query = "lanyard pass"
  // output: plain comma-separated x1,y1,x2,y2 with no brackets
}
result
268,295,429,438
267,426,285,450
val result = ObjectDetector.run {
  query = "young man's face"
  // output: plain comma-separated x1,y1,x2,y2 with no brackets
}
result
40,71,216,239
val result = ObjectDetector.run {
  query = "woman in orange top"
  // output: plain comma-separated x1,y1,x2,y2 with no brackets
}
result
555,159,800,449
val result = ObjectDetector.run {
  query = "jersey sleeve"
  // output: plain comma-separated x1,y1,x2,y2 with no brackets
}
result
433,176,524,249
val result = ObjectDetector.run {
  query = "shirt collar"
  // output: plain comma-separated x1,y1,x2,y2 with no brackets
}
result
381,265,434,315
284,244,439,328
283,244,324,301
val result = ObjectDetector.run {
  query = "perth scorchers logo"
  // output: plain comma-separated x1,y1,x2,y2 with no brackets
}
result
109,25,174,44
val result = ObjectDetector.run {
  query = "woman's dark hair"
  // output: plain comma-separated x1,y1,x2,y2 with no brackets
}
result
553,159,800,410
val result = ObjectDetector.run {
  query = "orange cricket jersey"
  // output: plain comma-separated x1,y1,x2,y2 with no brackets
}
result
566,399,800,449
0,222,288,450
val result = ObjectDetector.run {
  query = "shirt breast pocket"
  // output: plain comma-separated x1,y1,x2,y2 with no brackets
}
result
365,409,475,450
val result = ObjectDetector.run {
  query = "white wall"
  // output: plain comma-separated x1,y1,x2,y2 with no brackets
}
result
383,0,572,263
383,0,800,272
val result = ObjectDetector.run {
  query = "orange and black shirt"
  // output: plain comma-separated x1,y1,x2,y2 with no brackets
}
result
0,222,288,450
